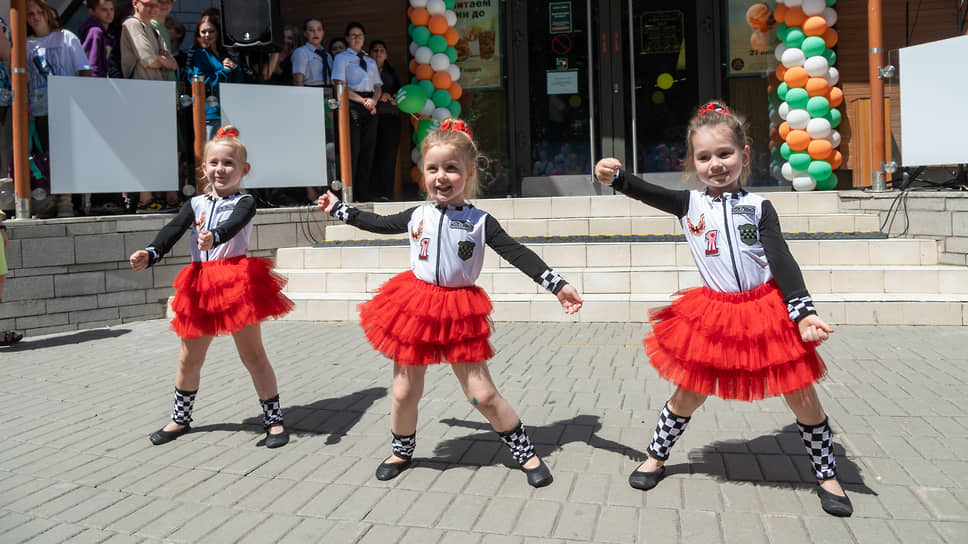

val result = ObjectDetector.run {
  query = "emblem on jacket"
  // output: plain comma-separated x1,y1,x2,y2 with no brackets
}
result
411,219,424,241
457,241,475,261
687,213,705,235
194,210,206,230
738,223,758,246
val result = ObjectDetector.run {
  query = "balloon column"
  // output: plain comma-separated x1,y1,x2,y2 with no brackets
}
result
770,0,842,191
397,0,464,184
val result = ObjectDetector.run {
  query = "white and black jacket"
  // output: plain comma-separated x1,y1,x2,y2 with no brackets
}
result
143,192,256,266
612,171,816,322
331,201,568,294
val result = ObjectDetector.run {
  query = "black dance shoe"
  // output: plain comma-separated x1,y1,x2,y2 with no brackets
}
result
629,465,666,491
522,457,553,488
265,427,290,449
149,424,190,445
375,457,413,481
817,485,853,517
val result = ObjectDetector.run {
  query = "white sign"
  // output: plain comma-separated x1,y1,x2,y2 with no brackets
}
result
546,70,579,95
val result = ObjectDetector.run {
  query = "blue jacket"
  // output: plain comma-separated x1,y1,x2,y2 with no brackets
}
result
186,47,238,121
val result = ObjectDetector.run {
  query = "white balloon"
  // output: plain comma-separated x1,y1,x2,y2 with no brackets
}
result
803,56,829,77
806,117,832,139
430,53,450,72
411,147,422,164
786,109,811,129
781,162,809,181
785,0,802,6
772,164,784,181
801,0,825,16
419,99,436,117
827,130,841,148
769,108,781,124
792,176,817,191
409,0,428,7
426,0,446,15
447,64,461,81
781,47,806,69
826,66,840,86
409,41,418,56
415,46,433,65
822,7,838,26
432,107,451,121
774,43,788,62
778,102,791,120
445,10,457,27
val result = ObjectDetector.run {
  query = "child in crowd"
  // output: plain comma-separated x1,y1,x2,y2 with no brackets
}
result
0,210,22,346
317,119,584,487
593,101,852,517
129,126,294,448
78,0,114,78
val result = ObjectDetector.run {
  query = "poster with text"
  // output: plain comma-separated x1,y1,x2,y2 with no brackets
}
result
454,0,503,90
727,0,775,77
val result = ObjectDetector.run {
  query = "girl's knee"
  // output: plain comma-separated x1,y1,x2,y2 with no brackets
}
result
393,380,424,404
466,388,501,411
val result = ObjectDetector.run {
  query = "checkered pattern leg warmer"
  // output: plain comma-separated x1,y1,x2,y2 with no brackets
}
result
260,395,284,428
171,387,197,425
391,431,416,460
498,421,536,466
646,403,691,461
798,417,837,480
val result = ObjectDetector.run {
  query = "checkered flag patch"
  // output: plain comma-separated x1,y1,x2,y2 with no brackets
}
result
171,388,197,425
260,395,284,428
391,431,416,460
646,403,691,461
499,422,536,466
786,295,816,322
799,418,837,479
539,268,565,294
332,202,353,222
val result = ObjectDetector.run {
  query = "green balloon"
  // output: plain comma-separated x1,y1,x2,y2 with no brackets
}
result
412,26,431,46
801,36,826,58
396,84,428,114
771,145,783,163
784,28,806,49
408,24,415,37
428,34,448,54
417,79,435,97
777,82,789,101
447,101,461,118
780,142,792,160
790,152,812,171
826,0,837,6
816,172,838,190
776,23,790,43
825,108,842,128
808,160,833,181
786,88,809,109
445,0,456,8
445,46,458,64
416,119,440,150
806,96,830,117
432,88,452,108
822,48,837,65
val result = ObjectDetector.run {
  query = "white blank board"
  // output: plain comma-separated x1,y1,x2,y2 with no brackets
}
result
898,34,968,166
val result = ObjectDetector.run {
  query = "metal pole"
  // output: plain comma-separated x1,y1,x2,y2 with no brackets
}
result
336,81,353,203
10,0,30,219
191,75,206,193
868,0,888,191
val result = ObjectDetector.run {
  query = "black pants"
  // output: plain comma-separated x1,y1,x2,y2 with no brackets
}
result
349,101,377,202
372,112,401,199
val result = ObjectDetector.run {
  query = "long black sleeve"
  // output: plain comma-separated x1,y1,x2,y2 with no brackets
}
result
485,214,567,294
611,169,691,218
212,196,256,247
759,200,816,321
144,203,195,266
331,201,414,235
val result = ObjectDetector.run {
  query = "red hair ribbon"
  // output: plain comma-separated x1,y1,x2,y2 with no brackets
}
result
215,127,239,139
440,118,473,140
695,103,733,118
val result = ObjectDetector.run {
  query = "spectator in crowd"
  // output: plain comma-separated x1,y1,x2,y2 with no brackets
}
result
152,0,176,82
0,16,12,182
165,16,186,68
186,12,238,141
105,0,133,79
532,148,553,176
369,39,401,201
0,210,22,346
262,24,298,85
329,37,347,57
332,22,381,202
78,0,114,78
26,0,92,218
292,17,331,203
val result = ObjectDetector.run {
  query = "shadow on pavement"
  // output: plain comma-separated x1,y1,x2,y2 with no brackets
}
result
1,328,132,351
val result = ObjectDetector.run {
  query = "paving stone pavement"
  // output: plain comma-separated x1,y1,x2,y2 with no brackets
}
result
1,320,967,543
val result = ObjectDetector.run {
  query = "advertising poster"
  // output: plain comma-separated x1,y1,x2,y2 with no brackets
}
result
453,0,503,90
728,1,775,77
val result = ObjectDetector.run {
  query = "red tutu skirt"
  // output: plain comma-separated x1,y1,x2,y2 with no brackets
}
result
170,255,294,339
643,281,826,401
359,271,494,366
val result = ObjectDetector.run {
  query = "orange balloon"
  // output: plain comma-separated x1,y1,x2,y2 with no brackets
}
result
774,3,788,24
778,121,791,140
775,64,787,82
432,70,452,89
822,28,839,48
828,150,843,170
746,3,772,32
409,58,418,75
410,7,430,26
444,27,459,47
802,16,827,36
428,14,448,35
784,66,809,88
448,81,463,100
828,87,843,108
785,7,806,27
806,77,830,97
409,165,422,183
808,139,834,160
415,63,434,81
786,129,811,151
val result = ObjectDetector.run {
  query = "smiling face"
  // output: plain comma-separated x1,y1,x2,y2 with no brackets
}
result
197,20,218,50
133,0,160,23
26,1,50,36
689,125,749,196
304,19,324,48
423,144,471,207
203,143,250,197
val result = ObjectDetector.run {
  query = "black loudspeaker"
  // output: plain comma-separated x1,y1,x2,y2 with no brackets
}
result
220,0,282,50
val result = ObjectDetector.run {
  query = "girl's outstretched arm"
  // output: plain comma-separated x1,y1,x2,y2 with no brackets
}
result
556,284,583,314
798,314,834,344
129,250,150,272
594,158,622,185
316,190,340,214
321,192,416,235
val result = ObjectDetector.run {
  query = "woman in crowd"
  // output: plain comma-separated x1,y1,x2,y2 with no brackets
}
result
186,12,239,141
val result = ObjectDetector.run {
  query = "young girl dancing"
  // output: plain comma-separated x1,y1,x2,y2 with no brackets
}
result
317,119,583,487
594,102,851,517
129,126,294,448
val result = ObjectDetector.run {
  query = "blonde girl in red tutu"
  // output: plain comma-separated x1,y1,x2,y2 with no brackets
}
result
129,126,294,449
594,102,852,517
317,119,583,487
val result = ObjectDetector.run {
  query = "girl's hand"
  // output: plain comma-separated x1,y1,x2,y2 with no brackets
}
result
557,284,583,315
317,190,341,214
798,314,834,344
197,229,214,251
594,158,622,185
129,250,149,272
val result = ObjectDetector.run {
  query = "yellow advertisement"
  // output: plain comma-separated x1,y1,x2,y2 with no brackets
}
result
728,1,775,77
454,0,502,90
